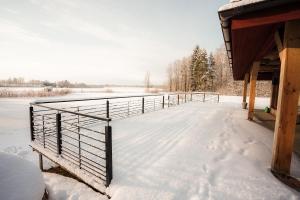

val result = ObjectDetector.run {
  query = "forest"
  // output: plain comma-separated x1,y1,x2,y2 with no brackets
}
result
166,45,271,97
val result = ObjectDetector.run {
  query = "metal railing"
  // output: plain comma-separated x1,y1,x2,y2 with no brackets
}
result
29,92,219,190
30,103,113,187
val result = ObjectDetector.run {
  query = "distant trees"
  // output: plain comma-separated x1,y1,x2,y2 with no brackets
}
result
167,57,191,92
144,71,151,92
0,77,88,88
166,45,216,92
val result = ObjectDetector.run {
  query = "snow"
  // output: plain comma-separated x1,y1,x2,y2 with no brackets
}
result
0,152,45,200
1,95,300,199
107,99,300,199
31,142,107,193
43,172,107,200
219,0,267,12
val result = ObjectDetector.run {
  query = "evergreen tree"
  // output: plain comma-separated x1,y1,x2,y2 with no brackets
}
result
197,48,208,90
190,46,200,91
207,52,216,90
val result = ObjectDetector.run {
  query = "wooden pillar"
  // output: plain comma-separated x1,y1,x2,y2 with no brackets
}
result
271,20,300,174
242,73,249,109
248,62,260,120
270,71,279,110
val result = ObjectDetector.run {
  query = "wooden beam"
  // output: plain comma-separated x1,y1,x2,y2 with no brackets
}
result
271,20,300,174
232,9,300,30
242,73,249,109
259,65,280,72
248,62,260,120
274,31,283,61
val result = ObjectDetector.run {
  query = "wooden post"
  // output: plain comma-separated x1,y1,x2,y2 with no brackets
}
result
270,72,279,110
248,62,260,120
242,73,249,109
271,20,300,174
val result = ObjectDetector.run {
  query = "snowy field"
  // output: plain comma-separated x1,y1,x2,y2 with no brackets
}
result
1,94,300,199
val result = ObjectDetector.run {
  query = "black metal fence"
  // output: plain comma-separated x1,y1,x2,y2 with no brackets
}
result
30,103,112,187
30,92,219,190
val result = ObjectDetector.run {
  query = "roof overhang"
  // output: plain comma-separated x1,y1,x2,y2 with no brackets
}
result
218,0,300,80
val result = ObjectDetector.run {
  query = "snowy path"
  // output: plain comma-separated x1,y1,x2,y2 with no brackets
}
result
1,96,300,199
109,101,300,199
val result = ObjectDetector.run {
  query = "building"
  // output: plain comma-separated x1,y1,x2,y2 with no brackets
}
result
218,0,300,188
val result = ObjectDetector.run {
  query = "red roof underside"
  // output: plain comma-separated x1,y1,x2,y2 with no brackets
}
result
230,4,300,80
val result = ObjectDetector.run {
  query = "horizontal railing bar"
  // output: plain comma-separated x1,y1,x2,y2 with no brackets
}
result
80,165,106,182
62,146,106,169
80,147,105,160
61,138,105,160
31,104,111,122
31,94,167,104
62,128,105,143
80,155,106,170
80,161,106,178
62,121,104,135
61,133,105,151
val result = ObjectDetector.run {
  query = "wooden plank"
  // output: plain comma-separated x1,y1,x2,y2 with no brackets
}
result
248,62,260,120
271,20,300,174
242,73,249,109
274,31,283,61
232,9,300,30
271,170,300,192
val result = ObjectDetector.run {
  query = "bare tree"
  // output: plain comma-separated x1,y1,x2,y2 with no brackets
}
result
167,65,173,91
144,71,151,92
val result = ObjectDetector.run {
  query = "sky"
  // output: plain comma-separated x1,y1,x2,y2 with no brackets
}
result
0,0,228,85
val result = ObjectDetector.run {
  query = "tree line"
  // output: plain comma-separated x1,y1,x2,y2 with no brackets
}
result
166,45,232,92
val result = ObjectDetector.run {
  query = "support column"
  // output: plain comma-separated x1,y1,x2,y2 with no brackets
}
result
242,73,249,109
248,62,260,120
271,20,300,174
270,71,279,110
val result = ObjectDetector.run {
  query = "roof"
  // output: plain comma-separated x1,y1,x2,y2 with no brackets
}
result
219,0,267,12
218,0,300,80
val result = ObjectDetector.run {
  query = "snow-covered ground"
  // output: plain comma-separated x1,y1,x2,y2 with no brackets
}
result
1,95,300,199
0,152,45,200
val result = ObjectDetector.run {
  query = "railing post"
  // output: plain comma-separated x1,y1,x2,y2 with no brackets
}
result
203,93,206,102
39,153,43,171
177,94,179,105
56,113,62,155
106,100,109,118
42,116,45,148
78,107,81,168
168,95,170,107
185,93,186,103
142,97,144,114
105,125,113,186
217,94,220,103
29,106,34,141
162,96,165,109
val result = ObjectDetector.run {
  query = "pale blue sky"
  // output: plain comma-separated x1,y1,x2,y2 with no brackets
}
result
0,0,228,85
